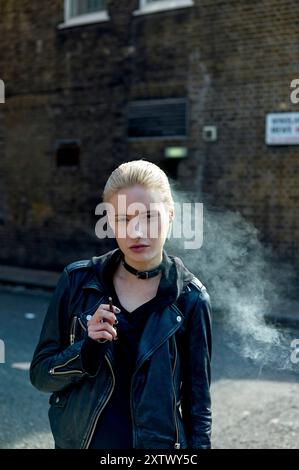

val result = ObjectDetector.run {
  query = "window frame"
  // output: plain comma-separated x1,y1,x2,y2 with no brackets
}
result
58,0,109,29
133,0,194,16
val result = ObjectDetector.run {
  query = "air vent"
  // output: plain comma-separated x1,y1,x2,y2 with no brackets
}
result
128,98,187,139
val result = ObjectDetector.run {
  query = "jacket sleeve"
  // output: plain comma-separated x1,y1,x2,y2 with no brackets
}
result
181,286,212,449
29,267,109,393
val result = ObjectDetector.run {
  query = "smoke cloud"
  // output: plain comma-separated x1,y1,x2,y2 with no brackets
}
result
166,185,299,373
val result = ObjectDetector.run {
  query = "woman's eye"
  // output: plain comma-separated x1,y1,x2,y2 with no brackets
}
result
142,213,153,221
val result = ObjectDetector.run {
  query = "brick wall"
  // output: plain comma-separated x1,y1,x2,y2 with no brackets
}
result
187,0,299,260
0,0,298,269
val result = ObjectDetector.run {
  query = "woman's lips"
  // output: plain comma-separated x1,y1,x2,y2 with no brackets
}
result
129,245,149,252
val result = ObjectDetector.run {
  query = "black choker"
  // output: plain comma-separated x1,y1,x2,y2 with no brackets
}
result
122,258,163,279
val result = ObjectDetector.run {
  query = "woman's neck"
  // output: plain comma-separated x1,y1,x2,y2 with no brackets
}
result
123,252,163,272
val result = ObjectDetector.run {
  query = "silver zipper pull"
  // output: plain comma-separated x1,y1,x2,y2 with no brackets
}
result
174,442,181,449
70,316,77,345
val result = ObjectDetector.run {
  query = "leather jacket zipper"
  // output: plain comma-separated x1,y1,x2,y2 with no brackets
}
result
129,331,181,449
130,369,137,448
49,315,84,375
49,314,83,375
78,315,86,331
70,316,77,345
172,336,180,449
82,355,115,448
76,310,117,449
49,354,83,375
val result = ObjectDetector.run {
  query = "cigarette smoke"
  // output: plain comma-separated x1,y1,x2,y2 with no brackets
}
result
166,185,299,374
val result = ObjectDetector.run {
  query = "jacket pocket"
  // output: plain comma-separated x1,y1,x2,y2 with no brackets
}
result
48,390,75,448
49,353,84,376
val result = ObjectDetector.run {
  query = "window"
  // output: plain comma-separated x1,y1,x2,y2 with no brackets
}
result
55,140,81,167
127,98,187,140
59,0,109,28
134,0,194,16
69,0,105,17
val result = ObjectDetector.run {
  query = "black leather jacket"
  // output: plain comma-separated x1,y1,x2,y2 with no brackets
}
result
30,248,212,449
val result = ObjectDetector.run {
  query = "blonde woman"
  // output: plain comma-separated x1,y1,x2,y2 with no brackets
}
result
30,160,212,449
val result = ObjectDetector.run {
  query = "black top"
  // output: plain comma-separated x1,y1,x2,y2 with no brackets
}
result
89,252,177,449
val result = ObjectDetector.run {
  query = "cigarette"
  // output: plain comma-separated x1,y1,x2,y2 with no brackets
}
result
98,298,113,325
108,296,118,340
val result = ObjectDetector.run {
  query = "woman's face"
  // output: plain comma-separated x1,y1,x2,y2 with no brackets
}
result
107,185,173,266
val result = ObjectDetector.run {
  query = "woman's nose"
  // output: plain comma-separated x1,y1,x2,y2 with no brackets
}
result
129,218,144,238
134,227,143,238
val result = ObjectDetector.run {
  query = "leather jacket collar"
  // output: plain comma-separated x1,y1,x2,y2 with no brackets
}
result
86,247,195,300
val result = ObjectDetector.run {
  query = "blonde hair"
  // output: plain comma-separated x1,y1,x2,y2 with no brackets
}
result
102,159,174,212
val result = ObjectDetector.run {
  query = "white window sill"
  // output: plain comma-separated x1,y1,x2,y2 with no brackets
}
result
58,11,109,29
133,0,193,16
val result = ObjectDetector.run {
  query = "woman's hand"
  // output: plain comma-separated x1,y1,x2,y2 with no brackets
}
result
87,303,120,343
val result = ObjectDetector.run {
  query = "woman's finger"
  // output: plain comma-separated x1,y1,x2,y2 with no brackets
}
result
96,304,121,314
88,308,118,325
89,323,117,337
89,329,114,342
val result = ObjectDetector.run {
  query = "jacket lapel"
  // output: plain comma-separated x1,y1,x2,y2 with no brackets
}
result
133,303,184,373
